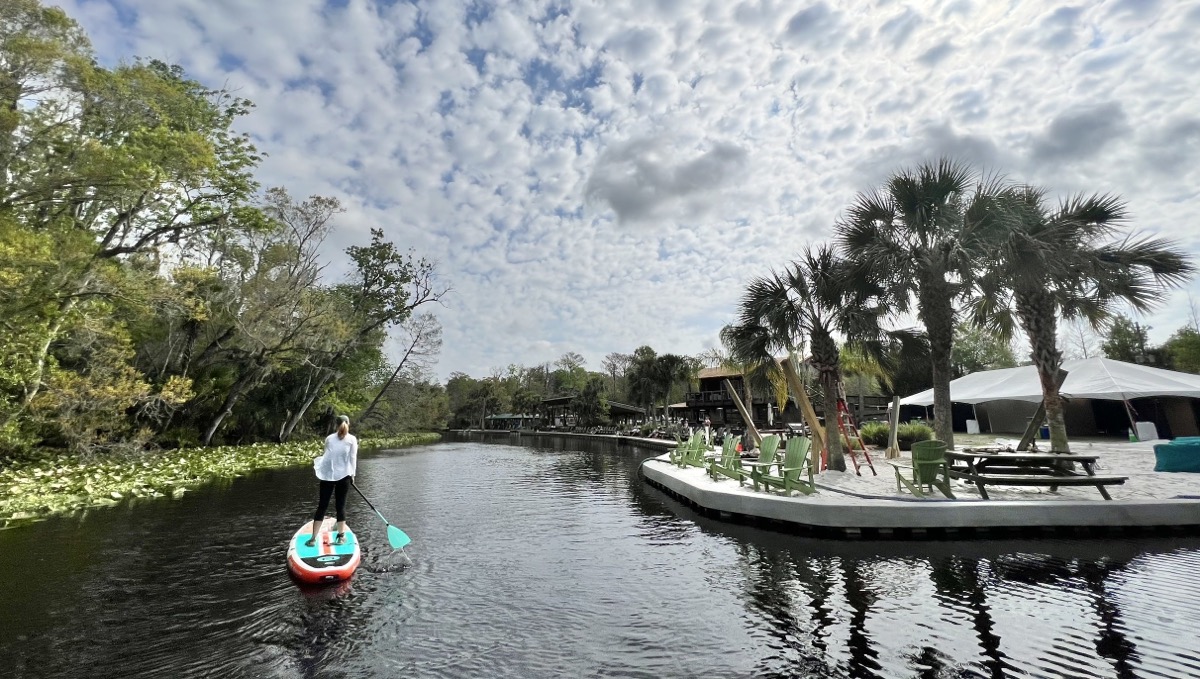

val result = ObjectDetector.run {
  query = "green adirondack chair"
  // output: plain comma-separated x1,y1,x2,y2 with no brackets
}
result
708,436,745,485
887,439,955,499
750,436,815,495
742,435,781,490
682,433,713,468
667,434,686,465
670,433,707,468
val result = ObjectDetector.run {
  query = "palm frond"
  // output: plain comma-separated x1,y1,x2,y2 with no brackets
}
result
1056,193,1128,240
1090,234,1196,312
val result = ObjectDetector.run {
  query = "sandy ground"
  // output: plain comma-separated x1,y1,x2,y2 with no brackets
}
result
653,436,1200,503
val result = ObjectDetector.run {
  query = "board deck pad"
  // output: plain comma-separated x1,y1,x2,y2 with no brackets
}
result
287,517,361,582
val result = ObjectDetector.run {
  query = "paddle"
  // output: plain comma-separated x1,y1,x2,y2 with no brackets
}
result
351,479,412,551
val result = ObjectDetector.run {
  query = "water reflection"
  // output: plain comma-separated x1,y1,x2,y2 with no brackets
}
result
500,433,1200,678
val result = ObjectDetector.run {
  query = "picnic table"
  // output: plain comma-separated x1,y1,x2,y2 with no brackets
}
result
944,450,1127,501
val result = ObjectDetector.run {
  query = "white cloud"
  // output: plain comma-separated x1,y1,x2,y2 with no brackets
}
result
55,0,1200,379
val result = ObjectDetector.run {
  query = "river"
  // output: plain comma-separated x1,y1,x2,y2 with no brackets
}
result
1,433,1198,678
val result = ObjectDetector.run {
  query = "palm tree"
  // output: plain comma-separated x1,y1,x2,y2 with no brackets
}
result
653,353,694,421
836,158,1007,448
970,187,1194,452
725,244,888,471
626,345,659,424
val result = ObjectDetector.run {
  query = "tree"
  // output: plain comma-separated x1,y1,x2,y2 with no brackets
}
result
724,245,890,471
445,372,480,428
1060,318,1100,360
571,376,609,426
626,346,660,419
1163,327,1200,374
653,353,695,419
951,323,1017,377
837,158,1003,448
972,188,1193,452
192,192,334,445
1101,315,1151,363
277,227,448,440
551,352,589,394
1,6,259,432
840,345,892,420
879,333,933,400
357,313,442,424
601,352,631,396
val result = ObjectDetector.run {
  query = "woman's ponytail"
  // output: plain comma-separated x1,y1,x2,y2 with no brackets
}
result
336,415,350,439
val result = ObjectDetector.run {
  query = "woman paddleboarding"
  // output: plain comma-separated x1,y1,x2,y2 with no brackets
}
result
307,415,358,547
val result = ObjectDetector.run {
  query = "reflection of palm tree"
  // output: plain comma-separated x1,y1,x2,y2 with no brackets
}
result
989,552,1141,676
735,542,834,677
1079,562,1140,677
839,558,882,677
927,556,1006,677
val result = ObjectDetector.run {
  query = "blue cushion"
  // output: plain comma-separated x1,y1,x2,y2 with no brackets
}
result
1154,443,1200,473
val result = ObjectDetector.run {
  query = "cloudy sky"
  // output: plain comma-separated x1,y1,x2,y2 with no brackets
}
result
59,0,1200,379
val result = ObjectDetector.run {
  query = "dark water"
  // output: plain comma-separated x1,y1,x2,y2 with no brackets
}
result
2,434,1200,679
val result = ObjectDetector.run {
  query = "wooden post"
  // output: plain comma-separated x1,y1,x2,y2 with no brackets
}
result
781,359,825,452
886,396,901,459
723,378,761,446
781,359,825,476
1017,368,1068,451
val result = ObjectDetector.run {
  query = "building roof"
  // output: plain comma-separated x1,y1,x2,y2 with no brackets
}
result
540,395,645,415
697,367,744,379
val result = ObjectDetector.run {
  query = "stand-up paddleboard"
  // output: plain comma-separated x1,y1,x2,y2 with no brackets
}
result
286,517,361,585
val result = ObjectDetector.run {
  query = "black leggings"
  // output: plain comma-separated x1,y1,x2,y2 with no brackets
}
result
314,476,352,523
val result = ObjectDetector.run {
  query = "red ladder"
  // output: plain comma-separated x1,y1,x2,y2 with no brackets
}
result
834,399,876,476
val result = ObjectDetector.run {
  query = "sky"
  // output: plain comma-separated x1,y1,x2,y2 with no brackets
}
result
57,0,1200,381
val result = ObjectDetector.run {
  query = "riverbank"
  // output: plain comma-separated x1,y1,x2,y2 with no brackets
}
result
0,433,442,524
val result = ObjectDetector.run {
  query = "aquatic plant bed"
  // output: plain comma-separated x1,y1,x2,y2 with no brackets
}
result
641,440,1200,539
0,433,441,524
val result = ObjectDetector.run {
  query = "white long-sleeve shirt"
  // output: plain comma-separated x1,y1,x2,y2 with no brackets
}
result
313,432,358,481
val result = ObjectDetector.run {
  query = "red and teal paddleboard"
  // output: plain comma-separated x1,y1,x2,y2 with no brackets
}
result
286,517,361,585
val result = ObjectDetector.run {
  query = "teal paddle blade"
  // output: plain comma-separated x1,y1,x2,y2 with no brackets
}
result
387,525,412,550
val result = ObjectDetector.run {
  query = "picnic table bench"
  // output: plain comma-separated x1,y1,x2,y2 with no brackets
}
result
944,450,1127,501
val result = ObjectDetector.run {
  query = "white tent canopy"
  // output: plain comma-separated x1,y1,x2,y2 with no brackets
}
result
898,357,1200,406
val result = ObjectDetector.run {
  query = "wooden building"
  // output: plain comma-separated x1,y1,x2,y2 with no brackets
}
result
539,396,645,429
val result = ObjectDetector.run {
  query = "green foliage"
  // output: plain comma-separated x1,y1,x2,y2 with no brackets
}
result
0,433,441,523
896,422,934,450
0,2,448,452
571,376,610,426
952,323,1019,377
1163,327,1200,373
1101,315,1151,363
858,421,890,446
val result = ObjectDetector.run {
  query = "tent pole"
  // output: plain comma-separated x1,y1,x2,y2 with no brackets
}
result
1124,399,1138,438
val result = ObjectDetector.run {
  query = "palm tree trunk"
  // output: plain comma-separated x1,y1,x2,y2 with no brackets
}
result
813,332,845,471
820,370,846,471
919,281,956,448
1017,291,1070,453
